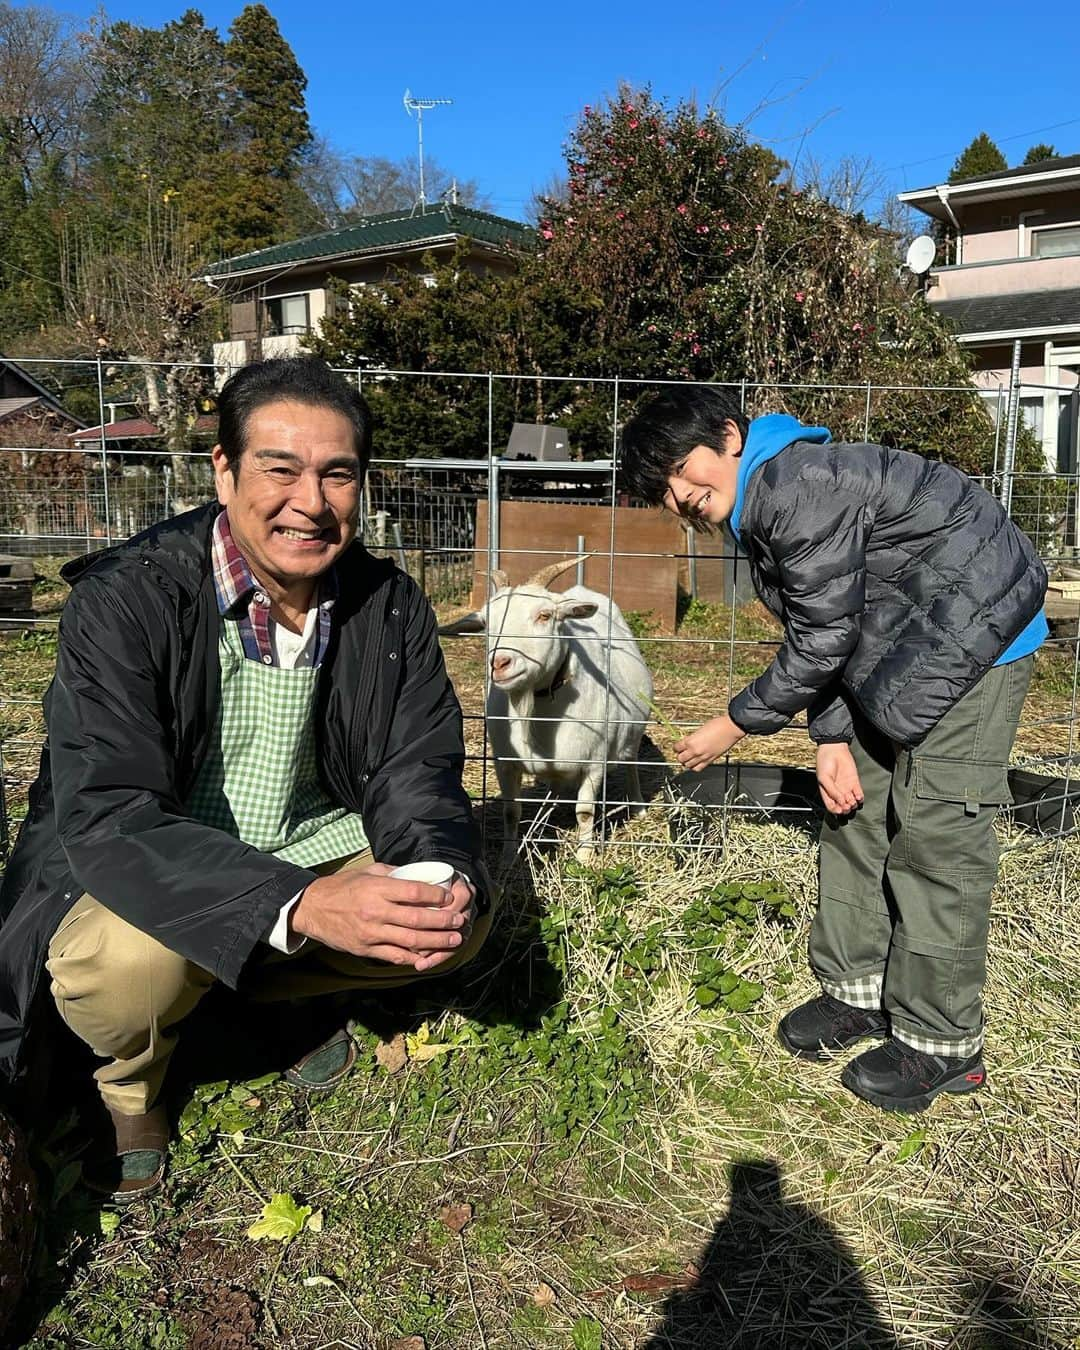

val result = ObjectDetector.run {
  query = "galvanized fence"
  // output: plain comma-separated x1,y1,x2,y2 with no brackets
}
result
1,357,1079,866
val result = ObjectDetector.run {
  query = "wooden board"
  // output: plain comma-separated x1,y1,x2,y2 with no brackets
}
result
471,501,683,631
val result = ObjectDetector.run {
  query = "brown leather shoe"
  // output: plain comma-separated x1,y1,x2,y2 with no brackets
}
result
285,1026,357,1093
83,1103,169,1205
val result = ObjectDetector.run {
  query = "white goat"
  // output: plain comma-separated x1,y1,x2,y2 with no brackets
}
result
440,556,653,862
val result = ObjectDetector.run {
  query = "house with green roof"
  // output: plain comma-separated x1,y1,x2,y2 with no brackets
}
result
206,203,534,374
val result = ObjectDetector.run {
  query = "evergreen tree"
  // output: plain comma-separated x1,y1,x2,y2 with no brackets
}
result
191,4,317,255
948,133,1007,182
227,4,312,176
1022,143,1058,165
82,9,231,241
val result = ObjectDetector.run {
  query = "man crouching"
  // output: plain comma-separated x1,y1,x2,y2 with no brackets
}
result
0,356,493,1201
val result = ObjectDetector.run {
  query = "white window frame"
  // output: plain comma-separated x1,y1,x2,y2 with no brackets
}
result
263,291,311,336
1029,219,1080,259
1018,209,1045,256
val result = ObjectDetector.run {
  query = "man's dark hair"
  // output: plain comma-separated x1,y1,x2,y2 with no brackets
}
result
619,385,749,505
216,356,373,477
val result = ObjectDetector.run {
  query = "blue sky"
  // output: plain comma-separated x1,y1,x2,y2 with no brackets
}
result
62,0,1080,222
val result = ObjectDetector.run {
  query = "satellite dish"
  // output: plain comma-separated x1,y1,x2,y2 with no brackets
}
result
906,235,936,275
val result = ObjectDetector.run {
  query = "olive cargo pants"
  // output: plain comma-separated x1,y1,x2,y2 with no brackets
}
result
811,657,1032,1056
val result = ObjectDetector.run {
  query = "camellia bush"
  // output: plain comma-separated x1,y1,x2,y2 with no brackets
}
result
313,86,1020,478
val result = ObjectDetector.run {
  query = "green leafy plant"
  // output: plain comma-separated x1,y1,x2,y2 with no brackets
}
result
177,1073,278,1147
572,1316,604,1350
683,880,793,1013
246,1192,317,1243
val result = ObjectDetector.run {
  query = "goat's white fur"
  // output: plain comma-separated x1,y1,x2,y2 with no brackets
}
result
441,577,653,862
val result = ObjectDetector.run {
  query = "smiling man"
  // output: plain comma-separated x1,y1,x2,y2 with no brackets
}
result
0,357,492,1201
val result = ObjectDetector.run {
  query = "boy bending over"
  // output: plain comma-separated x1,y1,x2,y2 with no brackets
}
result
620,387,1047,1113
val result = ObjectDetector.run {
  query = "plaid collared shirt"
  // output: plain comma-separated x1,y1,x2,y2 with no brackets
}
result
210,510,336,667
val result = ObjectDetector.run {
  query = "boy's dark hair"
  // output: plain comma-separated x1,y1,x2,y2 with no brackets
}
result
619,385,749,505
217,356,373,477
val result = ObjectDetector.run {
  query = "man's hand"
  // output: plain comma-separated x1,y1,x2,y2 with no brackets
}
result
290,867,477,972
674,714,746,772
816,743,864,816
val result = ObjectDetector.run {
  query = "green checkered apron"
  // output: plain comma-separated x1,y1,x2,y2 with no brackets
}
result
185,617,368,866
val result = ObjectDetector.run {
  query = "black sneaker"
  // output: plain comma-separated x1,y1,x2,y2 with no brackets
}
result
777,993,888,1061
841,1038,986,1113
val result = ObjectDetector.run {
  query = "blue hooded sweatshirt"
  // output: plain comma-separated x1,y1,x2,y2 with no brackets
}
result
727,413,1046,667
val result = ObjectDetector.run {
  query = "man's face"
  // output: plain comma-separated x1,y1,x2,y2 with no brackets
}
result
212,399,362,591
663,420,743,527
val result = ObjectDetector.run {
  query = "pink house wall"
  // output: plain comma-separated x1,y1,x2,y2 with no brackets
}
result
959,191,1080,264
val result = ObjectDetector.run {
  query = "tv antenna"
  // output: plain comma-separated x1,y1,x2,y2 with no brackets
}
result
403,90,453,211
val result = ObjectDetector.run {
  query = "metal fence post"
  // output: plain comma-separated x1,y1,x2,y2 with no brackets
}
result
96,355,112,546
487,374,499,574
1002,339,1023,515
863,382,873,442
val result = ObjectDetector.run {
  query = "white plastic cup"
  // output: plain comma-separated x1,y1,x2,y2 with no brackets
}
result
389,860,456,907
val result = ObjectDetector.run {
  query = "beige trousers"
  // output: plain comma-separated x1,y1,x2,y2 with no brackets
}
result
46,851,493,1115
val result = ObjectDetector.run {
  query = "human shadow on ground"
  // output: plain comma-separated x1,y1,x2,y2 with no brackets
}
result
643,1159,900,1350
954,1271,1050,1349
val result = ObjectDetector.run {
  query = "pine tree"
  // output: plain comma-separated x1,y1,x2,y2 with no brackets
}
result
227,5,312,177
948,133,1007,183
190,4,316,255
1022,143,1058,165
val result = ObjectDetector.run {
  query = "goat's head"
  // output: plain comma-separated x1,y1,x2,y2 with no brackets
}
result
439,556,597,696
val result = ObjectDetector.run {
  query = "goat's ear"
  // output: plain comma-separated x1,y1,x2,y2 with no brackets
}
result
438,611,487,636
556,599,598,622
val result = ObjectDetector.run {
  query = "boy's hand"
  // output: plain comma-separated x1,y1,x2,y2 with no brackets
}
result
816,743,864,815
675,714,745,772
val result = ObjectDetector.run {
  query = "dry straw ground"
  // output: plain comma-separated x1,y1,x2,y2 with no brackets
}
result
1,565,1077,1349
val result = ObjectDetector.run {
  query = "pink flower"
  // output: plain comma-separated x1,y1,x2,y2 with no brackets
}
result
852,322,863,332
755,223,764,232
691,343,702,355
541,228,554,240
697,128,707,139
794,291,805,302
647,324,657,332
629,119,639,129
677,203,688,215
720,221,730,231
697,224,709,234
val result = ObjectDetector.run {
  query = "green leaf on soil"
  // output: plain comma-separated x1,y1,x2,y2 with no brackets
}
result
895,1127,928,1163
247,1192,313,1243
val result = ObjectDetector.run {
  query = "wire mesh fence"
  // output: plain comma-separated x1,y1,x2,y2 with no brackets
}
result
1,358,1078,867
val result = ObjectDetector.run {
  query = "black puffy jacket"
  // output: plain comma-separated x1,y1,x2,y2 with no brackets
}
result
0,503,485,1091
727,441,1048,746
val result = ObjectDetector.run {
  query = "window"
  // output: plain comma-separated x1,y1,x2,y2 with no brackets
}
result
264,293,310,335
1031,224,1080,258
1020,395,1044,441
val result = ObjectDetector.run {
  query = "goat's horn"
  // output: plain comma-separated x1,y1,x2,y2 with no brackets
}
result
526,553,592,590
490,568,509,591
